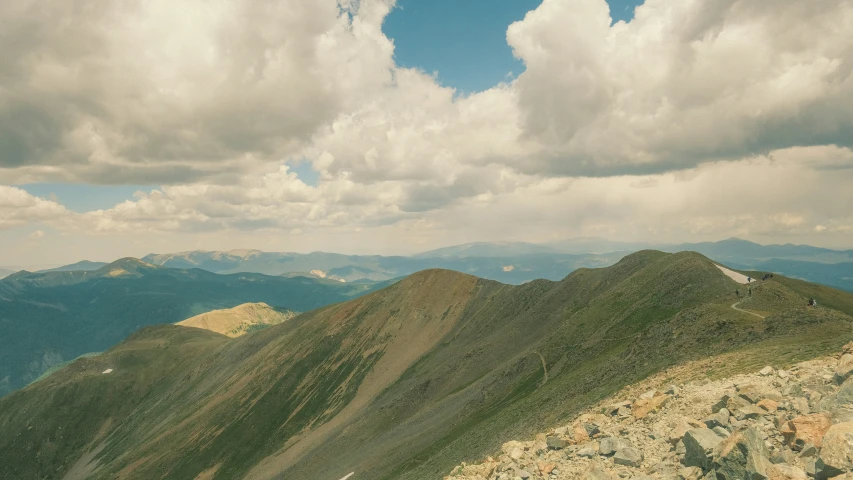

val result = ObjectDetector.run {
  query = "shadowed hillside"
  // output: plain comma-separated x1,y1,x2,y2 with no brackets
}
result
1,251,852,479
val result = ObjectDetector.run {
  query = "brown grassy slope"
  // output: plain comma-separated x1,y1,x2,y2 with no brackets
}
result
0,269,483,480
0,326,229,480
176,302,297,337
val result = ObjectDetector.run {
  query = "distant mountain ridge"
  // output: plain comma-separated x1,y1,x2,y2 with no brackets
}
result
662,237,853,265
0,258,390,396
413,241,558,258
38,260,108,273
139,249,624,284
37,238,853,290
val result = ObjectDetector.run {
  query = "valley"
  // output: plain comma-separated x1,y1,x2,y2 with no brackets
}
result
0,258,390,396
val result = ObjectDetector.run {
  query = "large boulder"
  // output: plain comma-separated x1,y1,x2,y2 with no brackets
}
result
815,421,853,479
574,423,591,443
713,427,772,480
738,385,763,404
613,446,643,467
598,437,629,456
758,399,779,413
782,413,832,450
546,435,568,450
836,354,853,384
837,377,853,406
683,428,724,470
735,405,766,421
704,409,730,429
670,418,706,445
633,392,670,419
501,440,526,460
713,395,732,413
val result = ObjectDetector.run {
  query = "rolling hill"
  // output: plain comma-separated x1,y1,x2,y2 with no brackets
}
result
2,251,853,479
0,258,389,397
176,302,297,337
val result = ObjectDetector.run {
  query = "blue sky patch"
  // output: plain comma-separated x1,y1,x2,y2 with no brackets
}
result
383,0,644,94
20,184,155,212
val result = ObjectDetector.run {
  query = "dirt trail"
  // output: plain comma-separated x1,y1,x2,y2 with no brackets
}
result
731,300,766,319
534,352,548,385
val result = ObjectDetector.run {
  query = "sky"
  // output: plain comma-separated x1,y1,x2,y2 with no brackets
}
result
1,0,852,267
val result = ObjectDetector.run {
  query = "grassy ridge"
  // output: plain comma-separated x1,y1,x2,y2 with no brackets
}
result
1,251,852,480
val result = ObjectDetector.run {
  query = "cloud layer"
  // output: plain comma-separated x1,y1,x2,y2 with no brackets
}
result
1,0,852,258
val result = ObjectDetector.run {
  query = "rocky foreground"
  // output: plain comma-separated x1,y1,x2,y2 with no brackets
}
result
445,345,853,480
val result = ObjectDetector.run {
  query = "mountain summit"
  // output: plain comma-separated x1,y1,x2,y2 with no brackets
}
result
92,257,160,278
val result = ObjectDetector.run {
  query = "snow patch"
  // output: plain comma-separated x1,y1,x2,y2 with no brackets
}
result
715,264,752,284
102,368,113,374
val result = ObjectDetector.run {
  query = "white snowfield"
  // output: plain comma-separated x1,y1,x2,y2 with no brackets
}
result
102,369,113,374
338,474,354,480
715,264,752,284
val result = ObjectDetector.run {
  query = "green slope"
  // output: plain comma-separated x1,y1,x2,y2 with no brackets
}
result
0,258,387,397
1,251,852,480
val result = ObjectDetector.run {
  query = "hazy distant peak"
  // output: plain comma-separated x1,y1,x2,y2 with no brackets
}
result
38,260,107,273
223,249,265,258
95,257,160,278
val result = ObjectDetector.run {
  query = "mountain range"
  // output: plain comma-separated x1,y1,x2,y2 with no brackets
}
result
140,249,624,284
2,250,852,479
0,258,390,397
128,238,853,291
12,238,851,290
